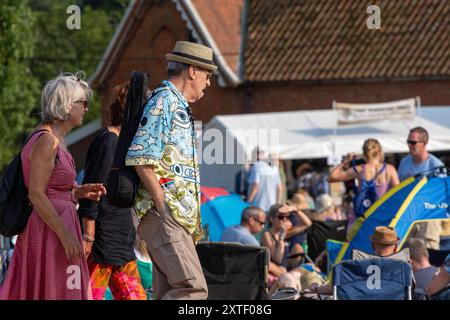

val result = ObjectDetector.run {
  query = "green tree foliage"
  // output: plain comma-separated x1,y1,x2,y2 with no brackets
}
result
0,0,39,169
0,0,129,170
30,0,125,123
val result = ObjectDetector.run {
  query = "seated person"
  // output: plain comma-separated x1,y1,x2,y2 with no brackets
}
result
134,239,153,300
286,193,311,251
427,253,450,298
403,238,438,291
220,206,286,278
314,193,347,222
221,206,265,246
261,204,312,272
315,226,404,295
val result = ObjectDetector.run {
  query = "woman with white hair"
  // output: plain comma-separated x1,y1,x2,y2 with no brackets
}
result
0,72,106,300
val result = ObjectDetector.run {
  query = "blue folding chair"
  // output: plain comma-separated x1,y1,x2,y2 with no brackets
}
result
332,258,413,300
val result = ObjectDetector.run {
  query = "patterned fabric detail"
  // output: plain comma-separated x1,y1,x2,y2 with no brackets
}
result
88,258,147,300
0,132,92,300
125,80,202,241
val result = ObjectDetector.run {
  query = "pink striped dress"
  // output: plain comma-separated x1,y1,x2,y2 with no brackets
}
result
0,132,91,300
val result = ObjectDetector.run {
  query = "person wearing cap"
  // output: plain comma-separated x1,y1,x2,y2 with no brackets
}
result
125,41,217,300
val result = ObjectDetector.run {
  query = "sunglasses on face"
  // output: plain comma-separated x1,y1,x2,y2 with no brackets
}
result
195,66,213,80
277,215,290,221
254,218,266,226
73,100,88,108
407,140,422,146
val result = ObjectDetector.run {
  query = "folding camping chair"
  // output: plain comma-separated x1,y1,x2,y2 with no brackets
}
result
306,220,348,261
332,258,413,300
196,241,270,300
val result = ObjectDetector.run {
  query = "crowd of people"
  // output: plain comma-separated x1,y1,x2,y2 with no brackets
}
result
227,126,450,299
0,40,215,300
0,37,449,300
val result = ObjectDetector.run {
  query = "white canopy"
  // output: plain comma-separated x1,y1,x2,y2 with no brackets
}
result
199,106,450,189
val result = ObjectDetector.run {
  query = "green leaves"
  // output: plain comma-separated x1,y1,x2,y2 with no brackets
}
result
0,0,39,170
0,0,129,170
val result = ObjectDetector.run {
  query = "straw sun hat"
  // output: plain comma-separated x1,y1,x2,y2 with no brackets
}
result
369,226,400,245
165,41,217,71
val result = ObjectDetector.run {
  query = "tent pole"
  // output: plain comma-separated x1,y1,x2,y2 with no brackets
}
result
416,96,422,126
332,101,337,163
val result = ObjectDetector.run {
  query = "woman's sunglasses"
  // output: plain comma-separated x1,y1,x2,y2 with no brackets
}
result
73,100,88,108
277,215,290,221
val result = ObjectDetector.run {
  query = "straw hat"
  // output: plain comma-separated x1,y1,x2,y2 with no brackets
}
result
286,193,308,210
369,226,400,245
165,41,217,71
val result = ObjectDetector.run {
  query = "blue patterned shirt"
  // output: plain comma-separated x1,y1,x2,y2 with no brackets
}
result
125,80,202,241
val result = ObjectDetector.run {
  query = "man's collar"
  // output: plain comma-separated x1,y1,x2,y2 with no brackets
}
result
162,80,188,106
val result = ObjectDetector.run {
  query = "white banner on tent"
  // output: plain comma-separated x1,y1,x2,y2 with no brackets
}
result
335,98,417,125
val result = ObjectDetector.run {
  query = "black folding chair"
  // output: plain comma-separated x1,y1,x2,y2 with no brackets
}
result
196,242,269,300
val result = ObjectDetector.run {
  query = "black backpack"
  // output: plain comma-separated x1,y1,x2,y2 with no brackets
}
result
0,129,49,236
106,71,151,208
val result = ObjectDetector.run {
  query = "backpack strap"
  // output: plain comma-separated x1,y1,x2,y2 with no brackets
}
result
23,129,50,146
374,163,387,180
23,129,59,163
351,159,360,176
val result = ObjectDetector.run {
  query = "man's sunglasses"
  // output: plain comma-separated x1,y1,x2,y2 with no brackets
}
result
407,140,423,146
252,217,266,226
195,66,213,80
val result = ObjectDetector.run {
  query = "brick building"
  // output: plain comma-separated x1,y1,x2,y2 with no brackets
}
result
68,0,450,171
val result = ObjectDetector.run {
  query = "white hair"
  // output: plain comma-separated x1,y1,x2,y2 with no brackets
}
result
41,71,92,123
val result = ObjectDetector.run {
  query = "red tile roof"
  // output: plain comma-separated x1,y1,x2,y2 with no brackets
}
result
191,0,244,75
244,0,450,82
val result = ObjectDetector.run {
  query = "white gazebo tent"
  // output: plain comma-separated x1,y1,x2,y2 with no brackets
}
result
199,106,450,190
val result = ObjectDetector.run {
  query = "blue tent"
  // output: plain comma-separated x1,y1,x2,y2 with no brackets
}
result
201,191,249,242
330,175,450,267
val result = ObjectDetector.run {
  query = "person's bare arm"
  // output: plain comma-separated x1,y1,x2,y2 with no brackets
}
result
261,230,285,265
286,209,312,238
328,154,358,182
268,262,287,277
81,217,95,257
277,183,283,204
427,268,450,296
247,183,259,203
28,134,82,261
388,164,400,188
134,165,166,214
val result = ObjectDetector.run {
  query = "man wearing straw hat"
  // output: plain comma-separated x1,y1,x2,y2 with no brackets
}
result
126,41,217,299
369,226,400,257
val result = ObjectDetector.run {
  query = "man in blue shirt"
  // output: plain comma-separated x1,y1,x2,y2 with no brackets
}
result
126,41,216,300
398,126,444,181
221,206,266,245
398,127,445,251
